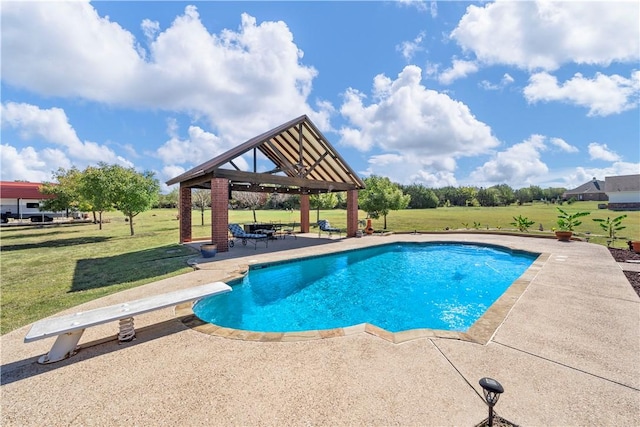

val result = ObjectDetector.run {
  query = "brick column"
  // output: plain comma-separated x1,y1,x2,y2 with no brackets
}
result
210,178,229,252
300,193,310,233
346,189,359,238
179,185,192,243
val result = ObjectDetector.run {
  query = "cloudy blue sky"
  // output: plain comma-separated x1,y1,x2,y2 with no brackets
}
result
2,1,639,192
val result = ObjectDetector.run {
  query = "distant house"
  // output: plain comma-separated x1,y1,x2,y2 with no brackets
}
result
605,174,640,211
562,177,608,202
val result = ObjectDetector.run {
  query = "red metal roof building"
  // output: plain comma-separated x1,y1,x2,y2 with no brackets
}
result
0,181,56,200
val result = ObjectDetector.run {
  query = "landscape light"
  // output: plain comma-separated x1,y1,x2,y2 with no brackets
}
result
479,377,504,427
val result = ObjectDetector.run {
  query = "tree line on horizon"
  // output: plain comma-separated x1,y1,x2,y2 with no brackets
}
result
157,177,568,211
39,164,568,232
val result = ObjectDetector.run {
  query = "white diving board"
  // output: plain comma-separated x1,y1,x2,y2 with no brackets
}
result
25,282,232,364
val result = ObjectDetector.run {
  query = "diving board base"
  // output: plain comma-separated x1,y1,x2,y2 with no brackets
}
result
38,329,84,364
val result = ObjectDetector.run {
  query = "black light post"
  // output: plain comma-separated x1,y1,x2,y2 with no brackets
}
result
479,377,504,427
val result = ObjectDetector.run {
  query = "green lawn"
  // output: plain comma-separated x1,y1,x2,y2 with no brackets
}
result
2,202,638,334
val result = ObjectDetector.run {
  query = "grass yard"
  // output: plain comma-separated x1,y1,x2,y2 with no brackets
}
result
1,202,638,334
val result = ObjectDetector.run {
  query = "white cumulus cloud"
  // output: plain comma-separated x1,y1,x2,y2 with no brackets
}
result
156,121,252,186
588,142,622,162
1,3,324,144
549,137,579,153
469,134,550,187
339,65,500,184
480,73,514,91
0,145,71,182
396,0,429,13
451,1,640,71
396,32,425,62
438,59,478,85
524,71,640,116
362,153,458,187
1,102,129,169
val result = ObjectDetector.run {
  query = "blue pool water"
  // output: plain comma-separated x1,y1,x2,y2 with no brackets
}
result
193,243,536,333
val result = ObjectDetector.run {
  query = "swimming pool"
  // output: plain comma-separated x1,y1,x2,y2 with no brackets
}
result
193,242,537,334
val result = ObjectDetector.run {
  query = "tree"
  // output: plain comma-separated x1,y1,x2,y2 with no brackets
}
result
477,187,500,207
543,187,566,202
233,191,268,222
401,184,438,209
309,193,338,222
192,189,211,226
110,166,160,236
358,176,410,230
157,188,179,208
514,187,532,205
79,163,116,229
40,167,91,216
493,184,516,206
527,185,544,201
459,186,479,206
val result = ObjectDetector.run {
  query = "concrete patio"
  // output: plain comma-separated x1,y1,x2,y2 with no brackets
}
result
1,233,638,426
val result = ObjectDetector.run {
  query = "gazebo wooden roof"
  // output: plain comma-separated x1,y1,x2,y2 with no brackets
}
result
166,115,365,194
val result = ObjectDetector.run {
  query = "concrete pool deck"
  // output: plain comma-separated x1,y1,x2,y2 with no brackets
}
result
2,233,639,426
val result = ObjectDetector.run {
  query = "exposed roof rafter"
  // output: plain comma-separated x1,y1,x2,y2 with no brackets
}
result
166,115,365,194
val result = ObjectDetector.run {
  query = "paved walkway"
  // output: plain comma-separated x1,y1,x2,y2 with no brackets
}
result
2,233,639,426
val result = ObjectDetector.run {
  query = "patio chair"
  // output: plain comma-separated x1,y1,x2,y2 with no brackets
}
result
281,221,297,239
228,223,269,249
317,219,342,238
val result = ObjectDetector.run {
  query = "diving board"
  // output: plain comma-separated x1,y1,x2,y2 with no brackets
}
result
25,282,232,364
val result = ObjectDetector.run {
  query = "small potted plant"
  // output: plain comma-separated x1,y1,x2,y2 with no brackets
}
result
555,207,590,241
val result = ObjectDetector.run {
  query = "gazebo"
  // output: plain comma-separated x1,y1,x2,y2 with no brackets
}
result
166,115,365,252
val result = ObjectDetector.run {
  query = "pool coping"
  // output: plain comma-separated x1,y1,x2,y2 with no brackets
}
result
176,243,550,345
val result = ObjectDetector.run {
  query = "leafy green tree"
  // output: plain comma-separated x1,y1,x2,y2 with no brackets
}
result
358,176,410,230
110,166,160,236
493,184,516,206
334,192,347,209
79,163,116,229
157,188,179,208
477,187,500,207
433,186,468,207
514,187,532,205
543,187,566,202
459,186,478,207
310,193,338,222
527,185,544,201
40,167,91,216
401,184,438,209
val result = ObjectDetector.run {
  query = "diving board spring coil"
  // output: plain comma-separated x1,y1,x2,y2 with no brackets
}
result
118,317,136,342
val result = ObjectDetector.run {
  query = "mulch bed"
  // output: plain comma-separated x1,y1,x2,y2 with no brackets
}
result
608,246,640,297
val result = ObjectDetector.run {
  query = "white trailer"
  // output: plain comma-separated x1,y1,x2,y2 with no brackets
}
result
0,198,67,223
0,181,72,223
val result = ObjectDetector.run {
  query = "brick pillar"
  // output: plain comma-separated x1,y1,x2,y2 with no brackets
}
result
179,185,192,243
210,178,229,252
346,189,359,238
300,193,310,233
